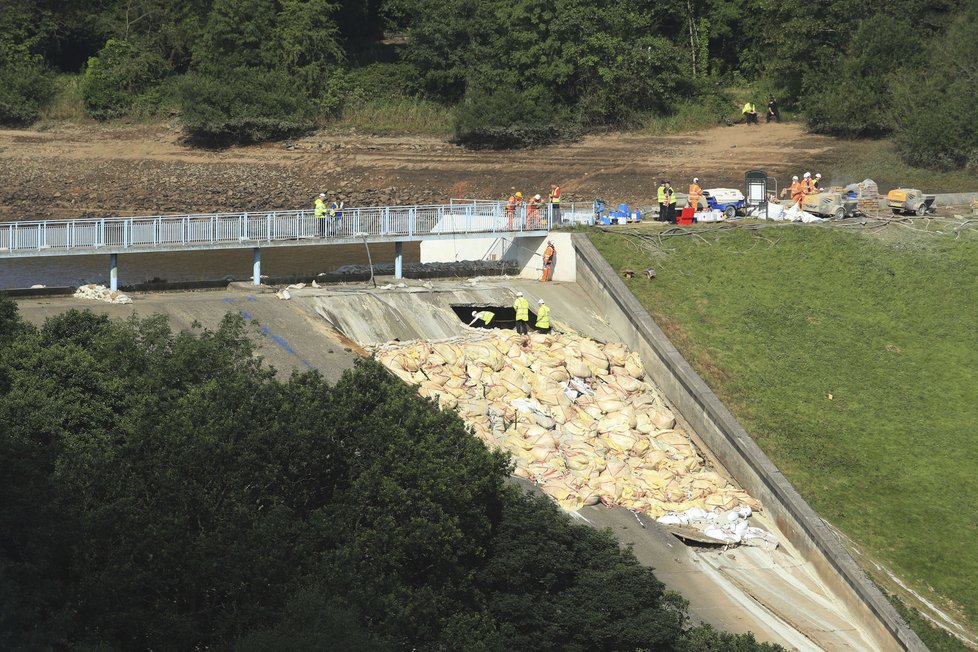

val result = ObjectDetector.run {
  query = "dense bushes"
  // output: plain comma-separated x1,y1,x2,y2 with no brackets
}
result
80,39,169,120
177,68,318,143
0,299,782,650
452,86,579,149
891,6,978,171
2,0,976,166
0,58,57,125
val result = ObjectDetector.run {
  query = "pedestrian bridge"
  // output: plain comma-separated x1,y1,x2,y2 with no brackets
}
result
0,200,554,289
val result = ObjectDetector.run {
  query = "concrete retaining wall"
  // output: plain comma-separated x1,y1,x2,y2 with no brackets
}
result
572,233,926,651
420,232,576,282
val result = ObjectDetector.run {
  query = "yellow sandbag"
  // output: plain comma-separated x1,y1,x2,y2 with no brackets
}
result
631,437,651,456
530,446,553,462
604,342,628,367
651,409,676,430
597,412,631,435
565,357,592,379
642,450,670,469
595,394,625,413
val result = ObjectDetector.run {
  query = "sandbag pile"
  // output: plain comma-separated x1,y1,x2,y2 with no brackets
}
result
73,284,132,304
658,506,778,548
371,331,759,517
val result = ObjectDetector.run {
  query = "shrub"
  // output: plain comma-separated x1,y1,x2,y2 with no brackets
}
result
892,7,978,171
803,16,922,138
452,85,579,149
80,38,170,120
177,67,317,144
0,57,57,125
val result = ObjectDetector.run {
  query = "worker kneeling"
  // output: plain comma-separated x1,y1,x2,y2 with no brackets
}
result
469,310,495,327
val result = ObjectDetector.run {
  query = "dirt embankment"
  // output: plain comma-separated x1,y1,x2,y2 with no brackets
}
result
0,122,835,221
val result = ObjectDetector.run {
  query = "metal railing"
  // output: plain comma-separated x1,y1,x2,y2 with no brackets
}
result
0,200,553,255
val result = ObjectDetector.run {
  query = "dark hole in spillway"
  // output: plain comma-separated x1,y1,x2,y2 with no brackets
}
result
451,305,537,330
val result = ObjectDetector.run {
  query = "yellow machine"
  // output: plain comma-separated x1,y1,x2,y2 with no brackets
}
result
801,191,857,219
886,188,935,216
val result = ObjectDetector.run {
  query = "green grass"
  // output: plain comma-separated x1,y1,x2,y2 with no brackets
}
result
327,96,454,135
590,224,978,637
38,73,87,123
641,101,729,135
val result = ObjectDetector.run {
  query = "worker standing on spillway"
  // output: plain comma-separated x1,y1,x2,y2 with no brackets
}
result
513,291,530,335
541,240,555,282
535,299,551,334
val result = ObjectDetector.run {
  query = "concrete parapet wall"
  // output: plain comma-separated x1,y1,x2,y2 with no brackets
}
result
420,232,575,282
571,233,925,651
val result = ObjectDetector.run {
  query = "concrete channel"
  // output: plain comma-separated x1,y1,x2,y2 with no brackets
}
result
12,231,925,650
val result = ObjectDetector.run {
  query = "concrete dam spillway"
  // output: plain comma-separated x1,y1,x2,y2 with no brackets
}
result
13,233,925,651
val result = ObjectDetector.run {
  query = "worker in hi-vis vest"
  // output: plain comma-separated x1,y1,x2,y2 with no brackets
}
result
328,198,344,235
535,298,551,334
469,310,495,327
541,240,556,282
314,193,328,237
513,291,530,335
548,183,562,224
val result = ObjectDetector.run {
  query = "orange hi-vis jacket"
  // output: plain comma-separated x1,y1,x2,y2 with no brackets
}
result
688,183,702,209
543,243,555,264
802,178,815,194
790,180,804,204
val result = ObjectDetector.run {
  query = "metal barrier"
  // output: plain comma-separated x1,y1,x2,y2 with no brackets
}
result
0,200,551,256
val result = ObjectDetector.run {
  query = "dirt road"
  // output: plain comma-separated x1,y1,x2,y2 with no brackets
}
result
0,122,835,221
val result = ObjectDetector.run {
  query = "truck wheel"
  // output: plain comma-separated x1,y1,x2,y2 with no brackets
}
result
833,207,846,219
915,203,927,216
891,208,902,216
724,206,736,219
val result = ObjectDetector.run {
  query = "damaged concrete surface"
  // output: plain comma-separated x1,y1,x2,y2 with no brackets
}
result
15,276,890,650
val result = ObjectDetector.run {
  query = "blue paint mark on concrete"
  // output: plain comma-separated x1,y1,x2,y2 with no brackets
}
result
222,297,235,303
245,296,257,301
260,326,298,355
240,312,253,319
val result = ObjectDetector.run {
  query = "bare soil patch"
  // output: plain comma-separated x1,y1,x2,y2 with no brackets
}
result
0,122,835,221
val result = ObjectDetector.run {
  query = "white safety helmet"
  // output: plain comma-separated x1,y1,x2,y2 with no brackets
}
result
534,194,541,200
803,172,811,178
538,298,545,304
815,173,822,179
516,291,523,297
318,193,326,198
472,310,479,317
792,175,798,181
693,177,699,183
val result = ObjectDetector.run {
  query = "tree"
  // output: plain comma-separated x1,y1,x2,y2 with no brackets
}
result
892,5,978,170
81,37,170,119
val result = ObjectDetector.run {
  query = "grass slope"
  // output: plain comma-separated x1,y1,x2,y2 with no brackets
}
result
590,224,978,635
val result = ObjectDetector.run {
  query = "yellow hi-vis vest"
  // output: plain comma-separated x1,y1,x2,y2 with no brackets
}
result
535,304,550,329
514,296,529,321
315,198,327,219
657,185,666,203
478,311,494,325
